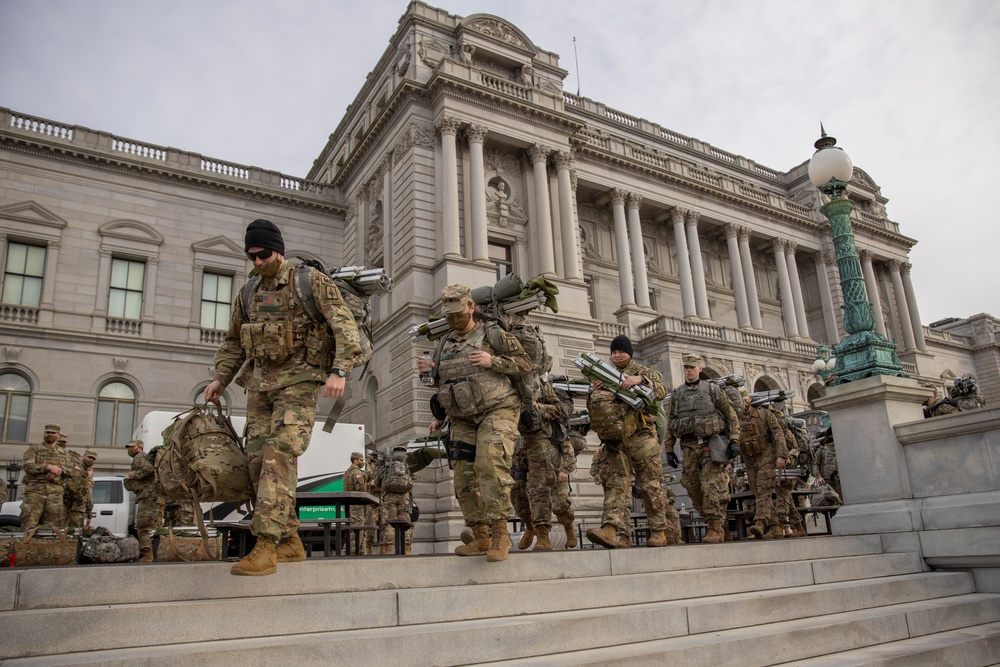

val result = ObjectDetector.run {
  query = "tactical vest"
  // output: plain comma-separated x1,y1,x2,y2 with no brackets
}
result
670,381,725,439
239,265,331,369
435,325,518,420
739,408,768,458
587,388,630,440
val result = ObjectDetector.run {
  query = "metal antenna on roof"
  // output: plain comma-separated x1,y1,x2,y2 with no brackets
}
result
573,36,581,96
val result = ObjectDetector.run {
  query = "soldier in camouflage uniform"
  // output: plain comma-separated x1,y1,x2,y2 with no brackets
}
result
125,439,158,562
738,398,788,540
363,451,381,555
205,219,362,576
811,428,842,502
418,284,531,562
343,451,369,553
510,438,533,549
65,447,98,532
20,424,70,532
662,482,682,546
668,354,741,544
589,441,632,547
774,414,809,538
378,445,414,555
586,336,669,549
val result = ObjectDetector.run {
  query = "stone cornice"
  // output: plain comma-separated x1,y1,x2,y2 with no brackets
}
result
0,130,344,216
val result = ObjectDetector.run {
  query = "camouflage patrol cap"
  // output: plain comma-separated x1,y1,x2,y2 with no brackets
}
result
441,284,473,313
350,451,364,461
44,424,61,433
56,434,68,445
126,439,144,449
84,449,98,459
681,354,702,367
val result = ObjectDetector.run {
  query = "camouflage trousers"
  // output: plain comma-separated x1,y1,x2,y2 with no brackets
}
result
511,478,531,524
65,499,91,531
776,478,804,529
157,496,197,528
743,449,779,528
524,434,572,526
20,481,65,532
451,403,519,525
680,440,728,521
134,495,159,553
379,492,412,548
362,505,379,555
664,502,682,544
246,381,321,542
603,429,667,531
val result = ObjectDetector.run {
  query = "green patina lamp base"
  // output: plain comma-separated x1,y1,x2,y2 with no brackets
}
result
831,330,907,385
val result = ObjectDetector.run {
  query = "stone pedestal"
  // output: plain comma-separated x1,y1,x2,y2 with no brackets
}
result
614,304,658,336
814,375,932,535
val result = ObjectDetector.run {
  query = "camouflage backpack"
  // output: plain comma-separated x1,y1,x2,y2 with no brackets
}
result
382,456,412,494
155,404,253,505
587,388,629,441
79,526,140,564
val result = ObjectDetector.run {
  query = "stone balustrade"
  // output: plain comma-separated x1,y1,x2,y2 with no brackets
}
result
637,314,819,358
1,107,331,199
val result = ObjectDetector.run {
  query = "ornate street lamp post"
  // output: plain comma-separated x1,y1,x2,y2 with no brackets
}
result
812,344,837,385
808,128,906,384
5,460,21,502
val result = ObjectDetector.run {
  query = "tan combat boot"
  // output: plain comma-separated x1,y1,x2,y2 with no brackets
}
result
517,517,535,550
585,524,619,549
748,520,766,539
647,529,667,547
230,538,277,576
559,517,578,549
617,532,632,548
138,548,154,563
486,519,512,562
455,523,490,556
460,527,475,545
763,523,784,540
532,525,552,551
404,543,411,555
702,518,725,544
275,532,306,563
791,525,808,538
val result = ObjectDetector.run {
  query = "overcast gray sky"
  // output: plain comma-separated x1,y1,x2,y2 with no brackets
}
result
1,0,997,325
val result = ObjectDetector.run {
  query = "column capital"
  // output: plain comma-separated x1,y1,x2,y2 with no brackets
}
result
685,209,701,228
671,207,687,225
99,248,113,258
785,240,798,255
737,225,752,242
435,116,461,136
858,247,873,263
901,261,913,275
553,150,574,170
610,188,628,207
724,222,740,239
626,192,643,211
48,240,62,250
888,258,905,273
822,246,838,266
527,143,551,164
771,237,786,253
464,124,488,144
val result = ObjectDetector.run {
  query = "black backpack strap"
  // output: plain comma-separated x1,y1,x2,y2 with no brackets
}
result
240,275,259,320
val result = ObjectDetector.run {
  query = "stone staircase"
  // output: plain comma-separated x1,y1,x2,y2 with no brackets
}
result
2,534,1000,666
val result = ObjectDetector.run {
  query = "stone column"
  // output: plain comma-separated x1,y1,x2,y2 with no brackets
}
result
901,262,927,351
465,124,489,263
686,210,711,320
91,248,113,332
785,242,810,339
40,239,59,310
859,249,887,337
724,223,750,328
554,151,581,280
626,192,650,308
814,249,840,343
772,238,799,338
672,208,696,318
142,256,158,324
436,117,462,258
889,259,917,351
611,188,635,306
382,154,395,279
528,144,556,276
738,227,763,329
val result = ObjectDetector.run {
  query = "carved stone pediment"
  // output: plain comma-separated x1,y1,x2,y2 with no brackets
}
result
0,200,68,235
461,16,535,53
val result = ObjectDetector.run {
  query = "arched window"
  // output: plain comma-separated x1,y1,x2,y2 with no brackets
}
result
95,382,136,446
0,373,31,442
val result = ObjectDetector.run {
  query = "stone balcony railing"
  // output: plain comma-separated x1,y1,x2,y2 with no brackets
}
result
1,107,332,199
637,314,820,358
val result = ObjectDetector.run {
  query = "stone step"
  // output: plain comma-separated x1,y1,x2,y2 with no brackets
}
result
474,595,1000,667
3,534,885,611
0,553,930,660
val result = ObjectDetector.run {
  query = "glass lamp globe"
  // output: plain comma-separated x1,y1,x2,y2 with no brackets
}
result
812,359,827,373
808,145,853,188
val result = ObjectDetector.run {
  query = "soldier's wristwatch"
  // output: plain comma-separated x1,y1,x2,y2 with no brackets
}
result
331,368,348,378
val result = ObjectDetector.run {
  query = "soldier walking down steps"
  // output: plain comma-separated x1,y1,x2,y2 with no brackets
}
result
205,219,362,576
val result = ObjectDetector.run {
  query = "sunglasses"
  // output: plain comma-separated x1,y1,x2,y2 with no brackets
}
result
246,249,274,261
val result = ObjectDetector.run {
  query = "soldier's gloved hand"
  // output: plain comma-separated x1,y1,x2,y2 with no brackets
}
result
518,409,534,431
666,452,680,469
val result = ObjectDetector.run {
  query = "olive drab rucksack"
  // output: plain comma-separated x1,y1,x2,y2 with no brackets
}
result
155,404,253,505
382,453,413,494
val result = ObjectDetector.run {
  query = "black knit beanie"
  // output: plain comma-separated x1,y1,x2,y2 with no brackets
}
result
244,219,285,255
610,335,633,357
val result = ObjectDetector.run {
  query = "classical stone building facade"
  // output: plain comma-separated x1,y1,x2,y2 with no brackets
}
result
1,2,997,547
